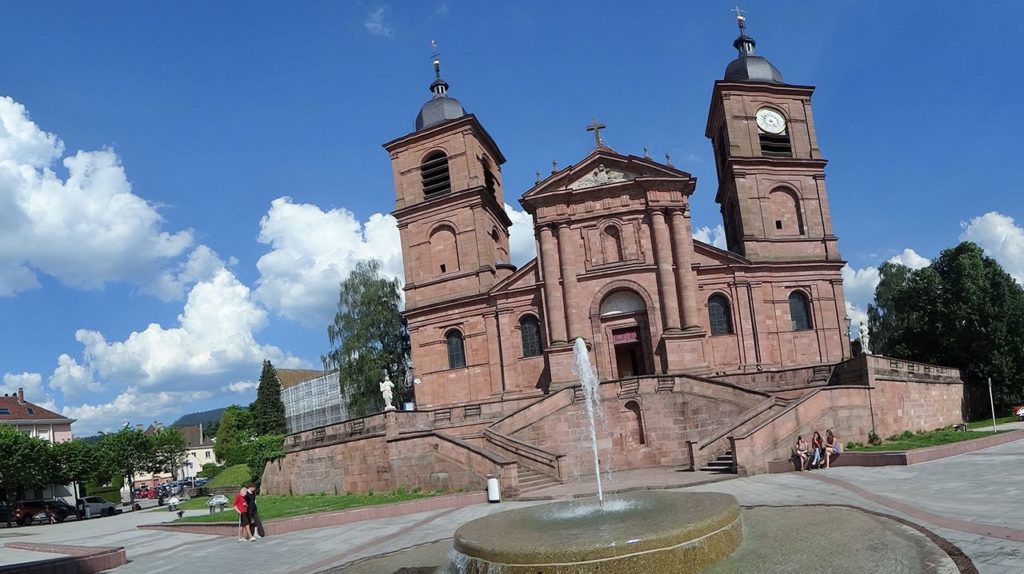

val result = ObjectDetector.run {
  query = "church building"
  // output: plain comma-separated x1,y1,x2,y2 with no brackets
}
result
386,16,848,410
262,17,963,496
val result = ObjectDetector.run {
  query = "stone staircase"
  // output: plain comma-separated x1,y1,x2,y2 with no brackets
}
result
517,467,562,493
699,450,735,473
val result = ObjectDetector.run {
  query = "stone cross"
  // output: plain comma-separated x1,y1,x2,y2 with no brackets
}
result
586,118,606,147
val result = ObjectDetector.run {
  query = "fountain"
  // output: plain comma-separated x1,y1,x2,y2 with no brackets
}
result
448,338,744,573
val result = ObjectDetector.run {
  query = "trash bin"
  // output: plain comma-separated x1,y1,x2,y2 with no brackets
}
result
486,474,500,503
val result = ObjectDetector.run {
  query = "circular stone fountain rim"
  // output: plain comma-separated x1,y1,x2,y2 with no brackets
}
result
453,491,741,565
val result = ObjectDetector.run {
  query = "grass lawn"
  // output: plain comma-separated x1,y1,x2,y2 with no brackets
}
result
966,416,1018,430
174,490,439,523
847,429,999,452
206,464,251,488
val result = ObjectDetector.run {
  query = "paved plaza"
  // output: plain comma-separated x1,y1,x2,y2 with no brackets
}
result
2,433,1023,573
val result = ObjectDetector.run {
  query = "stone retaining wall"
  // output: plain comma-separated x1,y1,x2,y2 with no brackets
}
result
1,543,126,574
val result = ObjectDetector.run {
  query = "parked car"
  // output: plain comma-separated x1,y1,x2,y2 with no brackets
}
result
14,499,75,526
77,496,117,518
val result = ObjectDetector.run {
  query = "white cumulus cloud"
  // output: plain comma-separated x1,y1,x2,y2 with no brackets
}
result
1,372,45,401
223,380,258,393
61,388,214,435
48,354,102,399
75,267,305,389
888,248,930,270
0,96,194,297
254,197,403,327
505,203,535,267
693,224,728,249
961,211,1024,284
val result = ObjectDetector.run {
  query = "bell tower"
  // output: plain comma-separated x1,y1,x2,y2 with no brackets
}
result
384,54,515,310
706,12,841,263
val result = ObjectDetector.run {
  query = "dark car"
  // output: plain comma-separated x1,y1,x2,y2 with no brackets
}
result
14,499,75,526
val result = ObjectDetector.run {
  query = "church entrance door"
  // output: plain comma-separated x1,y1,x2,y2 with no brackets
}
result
612,328,646,378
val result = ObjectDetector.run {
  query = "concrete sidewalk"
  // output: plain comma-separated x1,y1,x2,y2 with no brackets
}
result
3,437,1023,573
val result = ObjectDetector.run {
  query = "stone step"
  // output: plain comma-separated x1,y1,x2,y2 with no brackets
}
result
517,468,561,493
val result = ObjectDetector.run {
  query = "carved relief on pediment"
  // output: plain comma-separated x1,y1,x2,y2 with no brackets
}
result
568,164,637,190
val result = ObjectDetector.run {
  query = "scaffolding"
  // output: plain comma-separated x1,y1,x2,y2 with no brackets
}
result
281,372,349,434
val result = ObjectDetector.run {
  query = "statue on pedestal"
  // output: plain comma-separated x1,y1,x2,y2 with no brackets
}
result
858,322,872,355
380,373,396,411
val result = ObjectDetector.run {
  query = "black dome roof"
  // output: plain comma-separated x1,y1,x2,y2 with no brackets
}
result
724,54,784,83
415,76,466,131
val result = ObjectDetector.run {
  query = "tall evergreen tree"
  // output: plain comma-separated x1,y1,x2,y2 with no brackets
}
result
323,259,410,417
250,360,287,435
868,241,1024,415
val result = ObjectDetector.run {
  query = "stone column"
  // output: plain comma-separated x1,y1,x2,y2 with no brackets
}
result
539,225,568,344
557,223,583,341
670,207,702,331
650,210,682,332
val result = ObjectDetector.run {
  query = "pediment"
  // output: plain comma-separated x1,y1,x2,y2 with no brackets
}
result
693,240,749,266
522,147,694,202
490,258,540,294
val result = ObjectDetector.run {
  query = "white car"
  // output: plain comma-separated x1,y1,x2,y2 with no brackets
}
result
78,496,117,518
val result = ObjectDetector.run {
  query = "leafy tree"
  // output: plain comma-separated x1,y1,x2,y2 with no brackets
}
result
148,427,188,479
250,360,287,435
323,259,410,417
0,426,50,527
868,242,1024,415
97,427,153,506
245,434,285,487
49,438,98,500
214,406,254,466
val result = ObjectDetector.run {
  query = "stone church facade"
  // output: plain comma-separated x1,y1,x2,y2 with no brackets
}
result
389,25,847,409
262,20,964,497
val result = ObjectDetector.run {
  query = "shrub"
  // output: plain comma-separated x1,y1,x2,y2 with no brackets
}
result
867,430,882,446
198,463,224,479
899,430,915,440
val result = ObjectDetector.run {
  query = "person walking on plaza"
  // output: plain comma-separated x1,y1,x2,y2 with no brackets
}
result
233,487,253,542
246,484,264,539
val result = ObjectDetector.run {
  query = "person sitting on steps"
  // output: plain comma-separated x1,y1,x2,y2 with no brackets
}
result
795,435,809,471
810,431,824,469
824,429,842,469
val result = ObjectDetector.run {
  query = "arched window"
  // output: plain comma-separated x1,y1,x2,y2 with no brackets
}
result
482,155,497,197
789,291,812,331
429,225,459,275
600,290,646,318
624,400,646,445
519,315,542,357
708,294,733,336
446,330,466,369
757,107,792,157
421,151,451,196
601,226,624,263
769,188,804,235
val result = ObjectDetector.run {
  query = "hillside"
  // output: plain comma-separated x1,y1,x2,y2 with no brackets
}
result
171,407,229,428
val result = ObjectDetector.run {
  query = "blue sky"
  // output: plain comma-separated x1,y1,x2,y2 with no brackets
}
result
2,2,1023,435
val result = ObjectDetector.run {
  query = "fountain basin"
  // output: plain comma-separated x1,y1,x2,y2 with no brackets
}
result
452,491,742,573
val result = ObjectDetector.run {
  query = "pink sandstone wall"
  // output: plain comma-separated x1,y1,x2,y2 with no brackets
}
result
731,376,964,475
508,376,766,477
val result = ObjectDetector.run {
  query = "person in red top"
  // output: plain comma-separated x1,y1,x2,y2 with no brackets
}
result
233,487,253,542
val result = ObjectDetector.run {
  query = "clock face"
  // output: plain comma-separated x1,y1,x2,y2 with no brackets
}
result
756,108,787,134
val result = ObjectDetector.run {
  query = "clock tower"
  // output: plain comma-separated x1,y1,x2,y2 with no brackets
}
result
706,14,841,263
